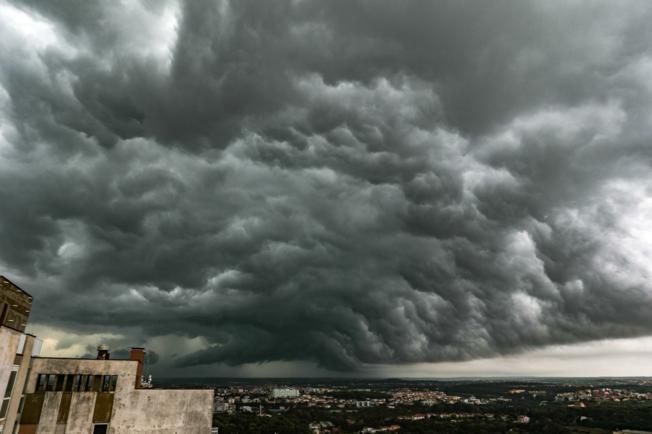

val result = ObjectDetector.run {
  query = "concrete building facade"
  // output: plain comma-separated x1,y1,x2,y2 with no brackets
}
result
19,350,213,434
0,276,214,434
3,334,42,434
1,276,39,434
0,276,31,334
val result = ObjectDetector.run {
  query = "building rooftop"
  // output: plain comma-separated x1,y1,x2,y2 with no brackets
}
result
0,275,33,298
0,275,33,332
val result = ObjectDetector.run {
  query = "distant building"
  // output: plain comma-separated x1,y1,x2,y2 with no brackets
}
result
271,388,300,399
213,398,233,414
0,275,215,434
309,420,334,434
508,389,526,395
613,431,652,434
516,415,530,424
375,426,401,433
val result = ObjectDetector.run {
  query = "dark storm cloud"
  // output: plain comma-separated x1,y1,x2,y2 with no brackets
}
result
1,0,652,371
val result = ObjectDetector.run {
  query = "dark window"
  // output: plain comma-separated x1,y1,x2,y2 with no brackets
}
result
79,375,88,391
64,374,74,392
109,376,118,392
93,424,108,434
92,375,102,392
101,376,111,392
71,375,81,391
55,375,65,391
36,374,46,392
85,375,94,392
0,397,9,418
4,370,17,397
47,374,57,391
89,375,96,391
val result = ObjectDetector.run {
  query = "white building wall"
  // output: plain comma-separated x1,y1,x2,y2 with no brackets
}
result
65,392,97,434
110,389,213,434
36,392,62,434
0,327,20,401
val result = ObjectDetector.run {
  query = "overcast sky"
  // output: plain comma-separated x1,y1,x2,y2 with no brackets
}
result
2,0,652,377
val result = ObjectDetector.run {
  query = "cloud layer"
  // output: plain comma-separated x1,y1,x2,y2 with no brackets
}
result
1,0,652,372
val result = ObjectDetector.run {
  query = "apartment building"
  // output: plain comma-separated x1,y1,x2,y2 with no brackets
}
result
1,276,40,434
0,276,214,434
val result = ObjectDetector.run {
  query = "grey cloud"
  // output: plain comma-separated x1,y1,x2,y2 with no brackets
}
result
1,0,652,372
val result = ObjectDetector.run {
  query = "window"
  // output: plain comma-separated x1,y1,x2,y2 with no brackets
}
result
46,374,57,391
0,397,9,419
92,424,108,434
71,375,81,392
85,375,94,392
101,376,110,392
109,376,118,392
36,374,47,392
34,372,118,394
78,375,88,392
64,375,74,392
92,375,102,393
55,375,65,391
1,369,18,418
4,371,16,398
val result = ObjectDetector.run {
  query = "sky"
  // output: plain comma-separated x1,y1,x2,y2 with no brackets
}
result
1,0,652,378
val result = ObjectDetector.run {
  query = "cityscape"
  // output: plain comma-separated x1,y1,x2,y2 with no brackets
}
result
188,377,652,433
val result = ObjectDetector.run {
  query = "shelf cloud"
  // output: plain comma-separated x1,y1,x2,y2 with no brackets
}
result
1,0,652,372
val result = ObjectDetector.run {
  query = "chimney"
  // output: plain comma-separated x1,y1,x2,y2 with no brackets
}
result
130,347,145,389
97,344,110,360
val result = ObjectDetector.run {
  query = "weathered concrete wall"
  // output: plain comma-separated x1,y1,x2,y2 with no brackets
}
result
0,326,20,398
4,335,39,433
65,392,96,434
24,358,213,434
110,389,213,434
36,392,62,434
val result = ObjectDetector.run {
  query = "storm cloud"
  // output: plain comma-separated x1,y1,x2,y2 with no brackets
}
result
1,0,652,372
